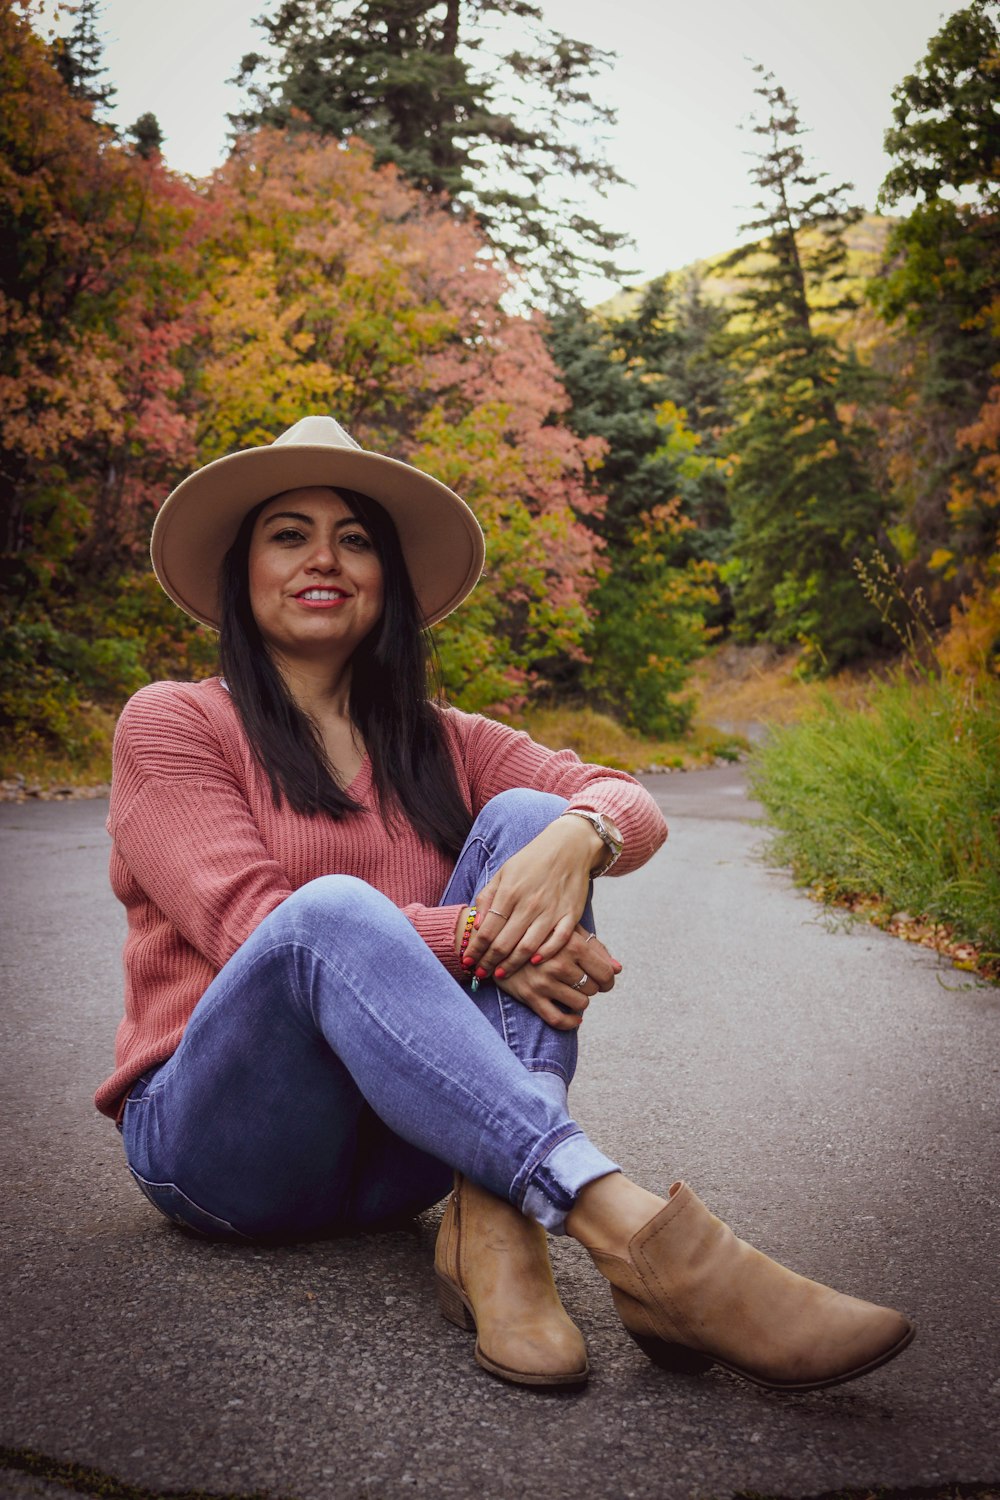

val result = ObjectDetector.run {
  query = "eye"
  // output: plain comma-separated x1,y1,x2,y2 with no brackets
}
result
341,531,373,550
271,527,306,544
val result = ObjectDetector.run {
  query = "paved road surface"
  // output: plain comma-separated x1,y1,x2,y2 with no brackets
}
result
2,768,998,1500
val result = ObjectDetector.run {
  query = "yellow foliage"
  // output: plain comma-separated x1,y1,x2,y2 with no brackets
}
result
927,546,957,577
937,565,1000,677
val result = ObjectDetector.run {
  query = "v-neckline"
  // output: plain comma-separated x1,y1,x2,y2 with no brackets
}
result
216,676,371,803
341,756,370,799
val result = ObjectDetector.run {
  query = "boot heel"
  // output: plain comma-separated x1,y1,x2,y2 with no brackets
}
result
436,1273,476,1331
626,1329,714,1375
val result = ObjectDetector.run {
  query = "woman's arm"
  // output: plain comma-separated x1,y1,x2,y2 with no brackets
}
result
444,709,668,978
109,682,294,969
448,708,668,876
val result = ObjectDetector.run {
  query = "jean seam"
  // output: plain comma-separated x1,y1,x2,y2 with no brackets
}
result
128,1167,252,1239
498,989,517,1052
524,1062,570,1084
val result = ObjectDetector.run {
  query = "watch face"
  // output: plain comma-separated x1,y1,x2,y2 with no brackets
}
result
600,815,623,852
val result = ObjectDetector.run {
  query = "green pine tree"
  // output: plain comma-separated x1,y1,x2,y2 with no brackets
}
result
870,0,1000,594
548,275,730,556
546,277,730,728
127,112,165,159
51,0,116,116
723,68,887,670
231,0,631,299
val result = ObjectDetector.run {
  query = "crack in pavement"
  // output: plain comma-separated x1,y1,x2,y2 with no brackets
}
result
3,1449,998,1500
0,1447,296,1500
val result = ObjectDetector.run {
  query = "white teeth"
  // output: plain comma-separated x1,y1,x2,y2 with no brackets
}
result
300,589,343,600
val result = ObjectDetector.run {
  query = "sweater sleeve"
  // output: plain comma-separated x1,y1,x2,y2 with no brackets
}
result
400,902,467,980
108,683,293,970
442,708,668,875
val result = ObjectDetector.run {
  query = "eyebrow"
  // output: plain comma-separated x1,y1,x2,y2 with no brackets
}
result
262,511,364,528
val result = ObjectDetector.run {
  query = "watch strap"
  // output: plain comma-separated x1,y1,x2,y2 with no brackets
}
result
560,809,624,876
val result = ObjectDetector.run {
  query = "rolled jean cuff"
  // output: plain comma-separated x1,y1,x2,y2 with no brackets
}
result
518,1130,620,1236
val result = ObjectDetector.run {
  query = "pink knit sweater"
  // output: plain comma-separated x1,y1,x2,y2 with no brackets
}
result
96,677,668,1119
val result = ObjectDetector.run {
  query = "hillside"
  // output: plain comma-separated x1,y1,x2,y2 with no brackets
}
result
596,212,895,326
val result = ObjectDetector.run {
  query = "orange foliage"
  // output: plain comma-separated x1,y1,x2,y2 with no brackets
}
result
191,128,606,706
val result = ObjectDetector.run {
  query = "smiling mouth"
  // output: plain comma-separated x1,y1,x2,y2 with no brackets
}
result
296,589,348,601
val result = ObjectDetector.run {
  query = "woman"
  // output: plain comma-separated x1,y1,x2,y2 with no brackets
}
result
97,414,915,1393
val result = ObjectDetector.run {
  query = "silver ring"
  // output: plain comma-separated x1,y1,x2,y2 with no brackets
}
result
584,931,598,944
572,972,589,991
488,908,509,920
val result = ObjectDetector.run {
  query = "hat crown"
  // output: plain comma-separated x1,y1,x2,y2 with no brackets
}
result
272,415,361,451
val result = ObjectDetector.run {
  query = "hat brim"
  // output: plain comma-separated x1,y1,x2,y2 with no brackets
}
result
150,446,485,629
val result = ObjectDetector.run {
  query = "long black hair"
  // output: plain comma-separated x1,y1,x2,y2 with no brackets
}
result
218,488,473,858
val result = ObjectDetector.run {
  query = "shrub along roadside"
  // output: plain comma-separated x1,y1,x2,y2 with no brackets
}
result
750,671,1000,976
0,698,747,795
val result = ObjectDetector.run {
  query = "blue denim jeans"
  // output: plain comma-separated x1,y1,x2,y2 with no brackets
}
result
121,789,619,1240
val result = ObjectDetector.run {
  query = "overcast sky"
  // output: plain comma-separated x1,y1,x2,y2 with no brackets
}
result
50,0,962,302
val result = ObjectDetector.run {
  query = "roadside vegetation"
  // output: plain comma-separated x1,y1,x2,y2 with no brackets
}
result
752,672,999,977
750,566,1000,981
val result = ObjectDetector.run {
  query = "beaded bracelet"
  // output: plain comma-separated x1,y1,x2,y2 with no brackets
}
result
458,906,479,966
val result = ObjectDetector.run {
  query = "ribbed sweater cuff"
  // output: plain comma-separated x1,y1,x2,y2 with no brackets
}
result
406,903,467,982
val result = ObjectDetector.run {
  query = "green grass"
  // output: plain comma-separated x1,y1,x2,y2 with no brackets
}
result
750,671,1000,959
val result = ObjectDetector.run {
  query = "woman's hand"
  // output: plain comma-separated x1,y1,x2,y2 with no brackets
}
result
459,815,605,982
492,924,621,1031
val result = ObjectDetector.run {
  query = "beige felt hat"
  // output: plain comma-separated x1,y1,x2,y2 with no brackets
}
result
150,415,485,629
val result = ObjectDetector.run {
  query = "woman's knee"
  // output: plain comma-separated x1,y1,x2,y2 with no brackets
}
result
475,787,568,840
279,874,402,937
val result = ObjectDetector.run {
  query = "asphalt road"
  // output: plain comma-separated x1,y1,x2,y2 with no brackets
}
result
2,767,999,1500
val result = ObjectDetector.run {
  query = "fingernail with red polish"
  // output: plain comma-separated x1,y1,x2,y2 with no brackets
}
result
494,967,506,980
612,961,623,972
474,966,488,980
530,954,543,965
462,956,473,969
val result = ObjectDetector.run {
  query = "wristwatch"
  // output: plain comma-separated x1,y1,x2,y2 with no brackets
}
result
560,809,624,876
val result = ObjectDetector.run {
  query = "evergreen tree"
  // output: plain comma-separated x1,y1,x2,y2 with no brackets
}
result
548,275,730,556
870,0,999,594
723,69,887,669
127,111,164,159
51,0,116,116
546,276,730,727
231,0,630,299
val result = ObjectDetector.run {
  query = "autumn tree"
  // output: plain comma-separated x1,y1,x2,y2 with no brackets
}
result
0,3,203,590
870,0,1000,612
195,126,605,710
722,70,887,669
231,0,630,298
0,0,210,753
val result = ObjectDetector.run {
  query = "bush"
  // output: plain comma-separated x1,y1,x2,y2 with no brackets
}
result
0,577,217,761
585,502,719,737
751,670,1000,954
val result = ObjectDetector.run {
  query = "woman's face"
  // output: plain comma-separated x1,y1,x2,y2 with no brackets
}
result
248,488,385,666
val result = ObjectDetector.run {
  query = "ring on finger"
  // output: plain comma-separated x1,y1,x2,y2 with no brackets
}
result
488,908,509,920
572,972,590,991
584,931,598,945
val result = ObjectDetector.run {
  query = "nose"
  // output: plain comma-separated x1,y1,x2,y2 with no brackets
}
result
306,538,341,573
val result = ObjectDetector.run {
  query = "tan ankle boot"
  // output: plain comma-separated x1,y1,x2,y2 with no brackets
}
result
589,1181,915,1392
434,1174,589,1387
